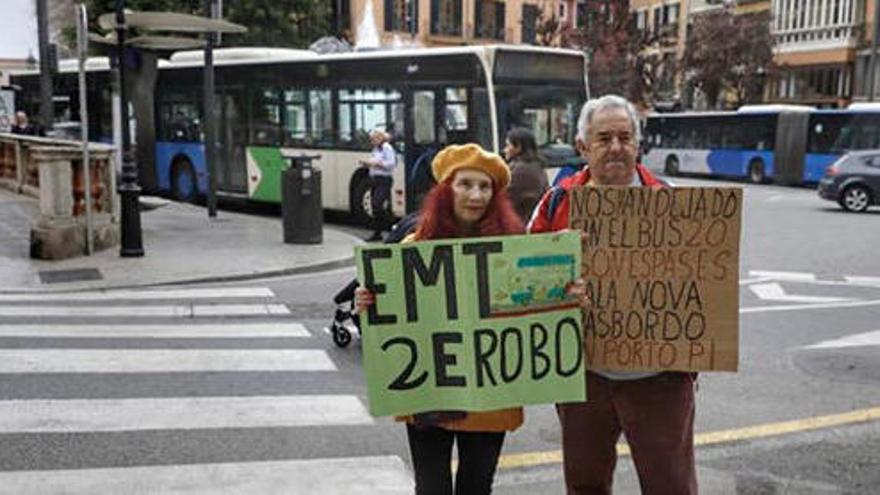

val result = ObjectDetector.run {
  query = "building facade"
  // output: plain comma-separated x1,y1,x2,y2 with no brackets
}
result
0,58,37,87
344,0,557,47
769,0,865,107
854,0,880,100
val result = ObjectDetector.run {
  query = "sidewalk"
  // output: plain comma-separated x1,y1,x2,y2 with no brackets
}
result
0,188,362,292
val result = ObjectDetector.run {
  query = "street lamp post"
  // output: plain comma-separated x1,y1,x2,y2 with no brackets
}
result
204,0,218,218
35,0,53,132
116,0,145,257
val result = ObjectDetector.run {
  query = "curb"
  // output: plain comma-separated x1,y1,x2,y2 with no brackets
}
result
0,224,365,294
0,257,356,294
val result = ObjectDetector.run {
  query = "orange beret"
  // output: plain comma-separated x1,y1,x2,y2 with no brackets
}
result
431,143,511,189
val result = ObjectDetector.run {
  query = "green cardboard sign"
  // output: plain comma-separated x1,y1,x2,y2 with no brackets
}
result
355,232,585,417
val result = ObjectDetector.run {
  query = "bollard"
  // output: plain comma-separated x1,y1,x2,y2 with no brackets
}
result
281,153,322,244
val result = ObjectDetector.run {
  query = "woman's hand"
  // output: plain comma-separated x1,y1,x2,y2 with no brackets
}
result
354,287,376,313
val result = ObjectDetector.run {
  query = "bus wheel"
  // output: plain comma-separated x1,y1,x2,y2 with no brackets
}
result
350,177,373,226
748,160,766,184
665,156,679,176
171,158,198,203
840,184,871,212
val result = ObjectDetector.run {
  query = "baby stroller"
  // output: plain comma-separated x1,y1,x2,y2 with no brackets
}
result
330,212,419,348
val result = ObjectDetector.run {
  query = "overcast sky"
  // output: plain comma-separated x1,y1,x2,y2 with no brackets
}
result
0,0,38,59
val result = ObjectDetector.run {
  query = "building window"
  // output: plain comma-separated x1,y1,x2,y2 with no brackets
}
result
475,0,505,40
385,0,418,33
664,3,679,29
558,1,567,21
522,4,539,44
431,0,463,36
636,9,647,30
653,6,662,33
575,2,588,28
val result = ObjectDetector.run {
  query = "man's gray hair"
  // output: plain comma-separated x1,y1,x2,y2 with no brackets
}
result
576,94,641,146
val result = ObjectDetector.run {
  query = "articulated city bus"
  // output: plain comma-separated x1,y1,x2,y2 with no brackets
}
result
12,45,587,223
643,104,880,186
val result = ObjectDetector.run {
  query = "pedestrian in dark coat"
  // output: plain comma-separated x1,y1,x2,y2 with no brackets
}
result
504,127,549,224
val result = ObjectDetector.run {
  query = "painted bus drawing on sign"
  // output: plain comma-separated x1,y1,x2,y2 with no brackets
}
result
491,254,578,316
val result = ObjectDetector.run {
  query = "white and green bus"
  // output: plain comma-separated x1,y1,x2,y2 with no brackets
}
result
13,45,587,224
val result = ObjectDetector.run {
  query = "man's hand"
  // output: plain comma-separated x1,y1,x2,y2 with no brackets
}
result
564,230,591,311
565,277,592,311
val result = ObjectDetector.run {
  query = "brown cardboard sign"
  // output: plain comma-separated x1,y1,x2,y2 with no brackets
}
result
569,186,742,372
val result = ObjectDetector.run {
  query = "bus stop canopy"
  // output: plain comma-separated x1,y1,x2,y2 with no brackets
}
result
89,33,207,50
97,11,246,34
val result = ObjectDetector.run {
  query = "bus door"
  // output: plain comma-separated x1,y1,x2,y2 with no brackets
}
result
404,88,441,212
218,88,247,194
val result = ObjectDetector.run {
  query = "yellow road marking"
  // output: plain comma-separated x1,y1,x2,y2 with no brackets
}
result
495,405,880,470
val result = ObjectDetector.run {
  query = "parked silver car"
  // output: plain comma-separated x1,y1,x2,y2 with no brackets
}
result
817,150,880,212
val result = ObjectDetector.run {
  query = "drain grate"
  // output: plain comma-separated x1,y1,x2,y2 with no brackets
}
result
39,268,103,284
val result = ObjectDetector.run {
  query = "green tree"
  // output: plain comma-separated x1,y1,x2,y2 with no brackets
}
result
224,0,331,48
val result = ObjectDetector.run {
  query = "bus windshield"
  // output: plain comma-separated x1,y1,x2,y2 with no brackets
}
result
495,85,582,165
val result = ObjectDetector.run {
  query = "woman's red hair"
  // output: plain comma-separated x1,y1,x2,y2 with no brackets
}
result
415,177,525,240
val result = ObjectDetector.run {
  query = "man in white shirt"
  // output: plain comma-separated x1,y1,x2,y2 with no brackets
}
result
359,129,397,241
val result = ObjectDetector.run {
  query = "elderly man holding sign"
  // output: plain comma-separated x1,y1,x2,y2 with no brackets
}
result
356,143,587,495
529,95,742,495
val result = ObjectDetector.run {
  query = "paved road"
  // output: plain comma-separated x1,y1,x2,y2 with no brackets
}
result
1,177,878,493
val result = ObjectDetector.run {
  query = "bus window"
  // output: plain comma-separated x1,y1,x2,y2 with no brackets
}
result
283,89,307,144
472,88,494,150
338,88,403,149
250,88,282,146
809,114,850,154
721,119,743,149
445,88,468,127
414,90,436,144
159,101,201,142
495,85,579,148
309,90,334,147
854,123,880,149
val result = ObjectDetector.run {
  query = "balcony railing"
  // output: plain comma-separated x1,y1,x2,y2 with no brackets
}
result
773,24,860,53
475,24,504,40
432,21,462,36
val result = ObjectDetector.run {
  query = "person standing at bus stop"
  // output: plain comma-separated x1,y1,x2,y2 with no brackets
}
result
529,95,697,495
503,127,549,223
359,129,397,242
355,143,525,494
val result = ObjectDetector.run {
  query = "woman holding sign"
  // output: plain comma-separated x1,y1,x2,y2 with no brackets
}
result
356,143,524,495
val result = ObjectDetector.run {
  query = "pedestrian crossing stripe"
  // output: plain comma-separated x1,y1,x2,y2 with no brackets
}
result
0,322,310,338
0,304,291,317
0,395,374,433
804,329,880,350
0,456,413,495
0,287,276,302
0,349,335,373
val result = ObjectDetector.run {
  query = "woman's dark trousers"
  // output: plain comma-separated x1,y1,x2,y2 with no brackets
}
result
370,176,393,236
405,423,505,495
